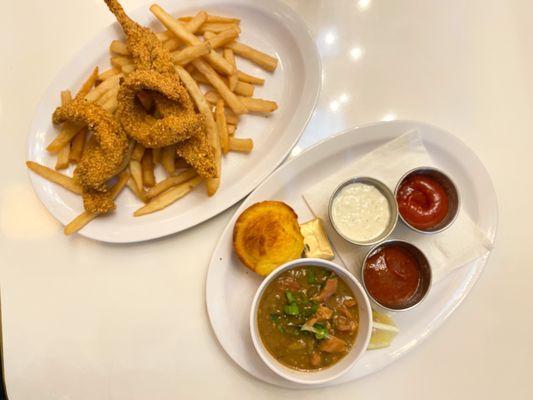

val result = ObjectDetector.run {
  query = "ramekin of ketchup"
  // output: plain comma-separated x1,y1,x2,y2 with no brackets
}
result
395,167,459,233
362,241,432,311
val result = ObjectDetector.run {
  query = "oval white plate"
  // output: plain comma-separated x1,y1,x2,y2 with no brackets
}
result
206,120,498,388
26,0,321,243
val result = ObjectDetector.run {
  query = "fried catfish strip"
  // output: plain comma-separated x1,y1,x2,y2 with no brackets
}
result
104,0,212,157
175,130,217,179
116,69,204,147
104,0,174,73
52,98,129,213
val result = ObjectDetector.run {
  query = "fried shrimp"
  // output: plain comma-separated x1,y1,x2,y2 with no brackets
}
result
52,98,129,213
104,0,211,153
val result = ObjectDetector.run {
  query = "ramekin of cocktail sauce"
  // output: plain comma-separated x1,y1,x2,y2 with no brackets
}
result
361,240,431,311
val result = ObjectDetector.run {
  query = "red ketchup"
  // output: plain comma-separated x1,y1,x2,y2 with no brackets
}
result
396,175,449,230
363,245,421,308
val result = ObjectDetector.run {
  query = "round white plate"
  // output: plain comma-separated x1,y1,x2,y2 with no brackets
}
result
206,120,498,389
26,0,321,243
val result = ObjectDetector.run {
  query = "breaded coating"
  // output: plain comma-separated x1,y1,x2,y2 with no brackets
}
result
82,188,116,214
104,0,215,173
104,0,174,74
52,98,129,213
117,69,205,148
175,129,217,179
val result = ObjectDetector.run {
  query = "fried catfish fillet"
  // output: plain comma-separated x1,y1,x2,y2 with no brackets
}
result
233,201,304,276
116,70,204,148
103,0,210,153
52,98,129,213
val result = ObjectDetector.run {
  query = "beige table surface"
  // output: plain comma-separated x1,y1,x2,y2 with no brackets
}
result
1,0,532,399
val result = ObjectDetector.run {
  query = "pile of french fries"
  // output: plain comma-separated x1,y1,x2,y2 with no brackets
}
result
26,4,278,236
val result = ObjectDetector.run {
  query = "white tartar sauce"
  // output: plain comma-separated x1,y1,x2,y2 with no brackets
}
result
331,182,391,242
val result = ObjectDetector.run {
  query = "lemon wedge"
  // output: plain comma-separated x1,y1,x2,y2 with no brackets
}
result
368,310,399,350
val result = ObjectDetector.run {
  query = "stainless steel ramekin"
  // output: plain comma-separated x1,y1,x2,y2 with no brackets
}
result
361,240,432,312
395,167,460,234
329,177,398,246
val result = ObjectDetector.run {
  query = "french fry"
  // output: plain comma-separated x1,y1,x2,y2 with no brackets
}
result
190,69,252,96
206,14,240,23
152,147,162,164
224,48,238,91
225,108,239,125
156,30,175,41
85,74,122,103
121,63,136,74
131,142,145,162
237,70,265,85
97,86,119,106
239,96,278,113
227,41,278,72
146,168,197,199
171,42,211,65
233,81,254,97
55,145,70,170
64,212,94,235
150,4,234,75
193,58,246,114
161,145,176,175
188,69,210,84
175,65,221,195
179,14,240,24
47,122,84,153
69,127,87,163
61,89,72,108
102,96,118,113
76,67,99,98
127,177,148,203
98,67,120,82
205,92,277,115
215,99,229,154
197,22,240,34
163,38,181,52
204,29,239,50
203,90,221,104
111,56,133,69
26,161,82,194
129,160,143,191
141,151,155,187
185,10,208,33
55,90,72,169
227,124,236,135
228,137,253,153
110,40,130,55
134,176,202,216
64,171,130,235
158,12,210,52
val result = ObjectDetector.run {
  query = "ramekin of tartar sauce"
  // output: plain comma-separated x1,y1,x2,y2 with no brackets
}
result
329,177,398,246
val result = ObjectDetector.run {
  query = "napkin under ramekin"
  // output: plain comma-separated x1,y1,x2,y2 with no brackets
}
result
302,130,494,283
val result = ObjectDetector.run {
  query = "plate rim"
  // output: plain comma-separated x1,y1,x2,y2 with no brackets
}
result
205,119,498,388
25,0,322,243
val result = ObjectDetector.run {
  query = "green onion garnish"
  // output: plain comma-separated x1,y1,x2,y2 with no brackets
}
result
283,302,299,316
285,290,296,304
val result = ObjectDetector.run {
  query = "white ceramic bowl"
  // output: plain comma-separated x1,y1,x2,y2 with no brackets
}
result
250,258,372,385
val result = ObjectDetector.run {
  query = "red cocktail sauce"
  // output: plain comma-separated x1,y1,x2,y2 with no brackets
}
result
396,175,449,230
363,245,421,308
